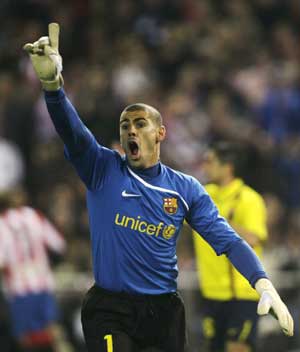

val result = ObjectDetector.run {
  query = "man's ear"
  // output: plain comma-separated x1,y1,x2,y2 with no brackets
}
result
157,125,166,143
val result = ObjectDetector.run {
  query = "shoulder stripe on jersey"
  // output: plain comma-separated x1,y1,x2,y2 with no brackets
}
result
127,166,189,211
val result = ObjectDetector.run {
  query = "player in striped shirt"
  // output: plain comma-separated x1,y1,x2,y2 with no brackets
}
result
23,23,293,352
0,190,66,352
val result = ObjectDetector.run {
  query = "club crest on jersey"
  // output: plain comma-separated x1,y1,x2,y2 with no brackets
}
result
163,198,178,214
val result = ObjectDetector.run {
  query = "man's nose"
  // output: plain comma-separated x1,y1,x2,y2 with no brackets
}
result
128,125,137,135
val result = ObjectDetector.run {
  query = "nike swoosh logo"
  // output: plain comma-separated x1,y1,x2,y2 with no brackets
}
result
122,190,141,198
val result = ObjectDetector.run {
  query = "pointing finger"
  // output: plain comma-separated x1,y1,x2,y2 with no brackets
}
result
48,23,60,51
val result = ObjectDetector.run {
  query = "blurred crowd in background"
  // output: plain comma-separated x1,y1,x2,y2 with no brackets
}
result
1,0,300,351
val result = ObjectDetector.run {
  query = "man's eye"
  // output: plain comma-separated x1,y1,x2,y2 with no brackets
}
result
136,122,146,128
121,124,128,130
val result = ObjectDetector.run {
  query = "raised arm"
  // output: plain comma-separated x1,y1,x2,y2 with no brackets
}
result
23,23,94,157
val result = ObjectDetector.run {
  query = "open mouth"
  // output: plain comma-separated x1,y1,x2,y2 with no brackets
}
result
128,141,139,158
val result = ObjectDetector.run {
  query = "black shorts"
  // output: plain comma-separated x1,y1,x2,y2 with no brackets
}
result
201,299,258,352
81,284,187,352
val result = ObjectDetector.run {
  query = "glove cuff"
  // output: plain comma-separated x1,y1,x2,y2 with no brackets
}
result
41,73,64,91
255,278,278,296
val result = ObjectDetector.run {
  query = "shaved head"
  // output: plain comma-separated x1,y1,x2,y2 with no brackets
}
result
121,103,163,126
119,102,166,168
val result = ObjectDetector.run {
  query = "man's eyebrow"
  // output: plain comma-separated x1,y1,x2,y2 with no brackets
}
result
120,118,129,124
120,117,147,124
133,117,147,122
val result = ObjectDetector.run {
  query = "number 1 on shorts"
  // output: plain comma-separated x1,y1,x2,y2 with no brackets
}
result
104,334,113,352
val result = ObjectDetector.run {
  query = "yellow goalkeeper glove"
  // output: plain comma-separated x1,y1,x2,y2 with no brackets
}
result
255,278,294,336
23,23,63,91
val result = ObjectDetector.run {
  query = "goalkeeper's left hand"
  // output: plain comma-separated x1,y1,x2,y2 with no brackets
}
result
255,278,294,336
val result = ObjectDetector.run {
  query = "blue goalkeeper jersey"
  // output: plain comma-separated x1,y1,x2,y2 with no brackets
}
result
44,89,267,294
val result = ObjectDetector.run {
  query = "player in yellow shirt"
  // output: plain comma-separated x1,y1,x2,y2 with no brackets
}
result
193,142,268,352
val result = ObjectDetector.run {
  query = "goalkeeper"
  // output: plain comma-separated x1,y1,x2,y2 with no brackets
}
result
24,23,293,352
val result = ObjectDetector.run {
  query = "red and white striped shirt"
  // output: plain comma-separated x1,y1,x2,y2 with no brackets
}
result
0,206,66,296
